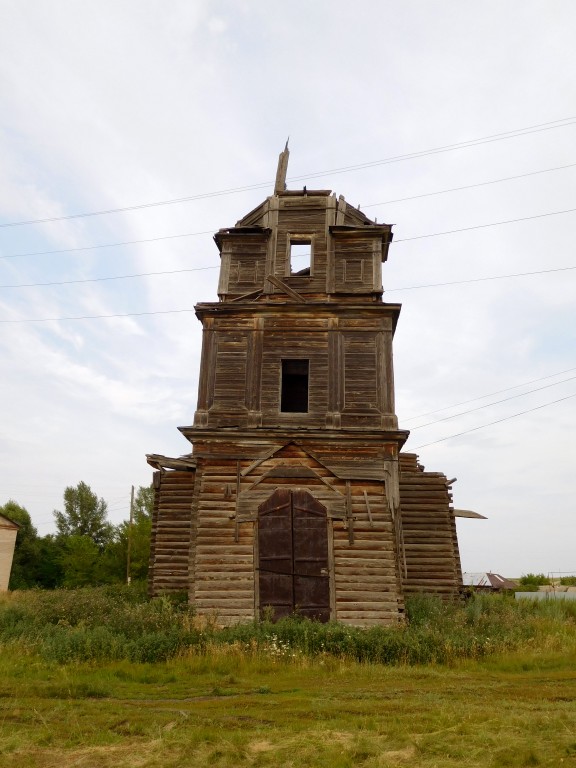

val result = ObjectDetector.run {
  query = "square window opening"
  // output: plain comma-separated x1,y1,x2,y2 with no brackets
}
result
289,239,311,275
281,359,309,412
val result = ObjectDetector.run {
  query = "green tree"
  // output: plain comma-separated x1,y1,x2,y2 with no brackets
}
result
54,482,113,548
102,486,154,583
33,535,65,589
58,535,103,587
1,501,64,589
132,484,154,524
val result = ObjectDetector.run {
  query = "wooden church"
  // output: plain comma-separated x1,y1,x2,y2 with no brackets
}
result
146,147,464,626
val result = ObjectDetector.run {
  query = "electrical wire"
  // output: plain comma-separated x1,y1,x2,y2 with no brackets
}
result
363,162,576,208
385,264,576,292
1,262,575,292
393,205,576,243
0,229,215,260
1,116,575,228
402,365,576,422
408,374,576,430
409,391,576,450
0,266,218,288
1,257,575,317
0,308,198,323
3,200,576,267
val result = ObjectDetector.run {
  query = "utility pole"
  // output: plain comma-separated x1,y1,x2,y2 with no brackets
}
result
126,484,134,585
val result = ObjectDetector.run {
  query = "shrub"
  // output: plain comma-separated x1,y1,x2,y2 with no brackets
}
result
1,587,576,666
519,573,551,587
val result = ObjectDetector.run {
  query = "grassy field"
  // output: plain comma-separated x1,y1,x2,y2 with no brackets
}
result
1,589,576,767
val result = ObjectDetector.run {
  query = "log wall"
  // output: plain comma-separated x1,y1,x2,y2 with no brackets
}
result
399,453,462,598
149,441,406,625
148,469,195,597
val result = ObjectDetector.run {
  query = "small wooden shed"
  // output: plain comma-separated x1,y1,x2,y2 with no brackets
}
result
147,148,464,625
0,513,20,592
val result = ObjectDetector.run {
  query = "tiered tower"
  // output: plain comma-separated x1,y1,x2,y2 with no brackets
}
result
147,148,463,625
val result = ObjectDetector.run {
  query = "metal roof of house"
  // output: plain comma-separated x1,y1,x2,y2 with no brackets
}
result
462,572,518,589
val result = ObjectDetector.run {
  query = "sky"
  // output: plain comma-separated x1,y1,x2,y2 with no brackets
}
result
1,1,575,578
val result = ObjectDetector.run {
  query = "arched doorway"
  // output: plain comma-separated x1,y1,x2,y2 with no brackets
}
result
257,488,330,622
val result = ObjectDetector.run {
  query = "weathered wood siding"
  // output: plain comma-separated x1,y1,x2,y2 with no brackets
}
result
190,457,255,624
183,441,404,626
399,453,462,598
332,479,403,626
147,180,466,626
148,469,195,597
193,306,400,432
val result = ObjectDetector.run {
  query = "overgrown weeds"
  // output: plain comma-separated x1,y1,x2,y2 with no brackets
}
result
1,586,575,666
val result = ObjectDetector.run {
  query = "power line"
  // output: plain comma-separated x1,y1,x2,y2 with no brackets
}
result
402,366,576,422
386,264,576,292
0,228,215,260
410,391,576,450
2,116,575,228
409,374,576,430
1,262,574,292
394,206,576,243
0,265,218,289
363,162,576,208
3,200,576,267
0,308,198,323
1,258,575,318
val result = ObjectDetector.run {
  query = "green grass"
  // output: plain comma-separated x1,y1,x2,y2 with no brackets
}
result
1,647,576,767
1,588,576,766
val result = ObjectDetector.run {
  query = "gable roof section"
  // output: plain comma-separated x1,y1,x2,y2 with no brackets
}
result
0,514,20,529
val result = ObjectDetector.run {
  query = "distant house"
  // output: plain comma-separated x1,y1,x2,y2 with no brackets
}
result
0,514,20,591
462,572,518,592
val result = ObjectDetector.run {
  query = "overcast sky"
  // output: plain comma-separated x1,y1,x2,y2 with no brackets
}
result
1,1,575,577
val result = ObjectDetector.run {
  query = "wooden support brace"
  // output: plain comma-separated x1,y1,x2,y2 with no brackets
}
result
229,289,263,302
363,489,374,527
234,461,241,542
241,445,282,477
265,274,309,303
346,481,355,545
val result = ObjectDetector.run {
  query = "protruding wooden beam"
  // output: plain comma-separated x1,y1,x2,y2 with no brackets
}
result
265,274,309,303
274,139,290,194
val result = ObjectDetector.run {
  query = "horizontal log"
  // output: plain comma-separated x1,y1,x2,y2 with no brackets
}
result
195,555,254,565
334,572,398,584
196,545,253,555
335,564,398,575
195,571,254,580
335,599,400,610
194,589,254,600
194,598,255,609
334,589,398,601
332,541,396,552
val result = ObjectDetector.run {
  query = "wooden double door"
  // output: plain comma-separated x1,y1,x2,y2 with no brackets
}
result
257,488,330,622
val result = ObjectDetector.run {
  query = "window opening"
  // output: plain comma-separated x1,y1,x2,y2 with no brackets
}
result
281,359,309,412
289,239,311,275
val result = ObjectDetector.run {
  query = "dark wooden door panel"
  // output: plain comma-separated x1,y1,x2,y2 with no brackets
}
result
259,572,293,618
294,574,330,622
258,488,330,622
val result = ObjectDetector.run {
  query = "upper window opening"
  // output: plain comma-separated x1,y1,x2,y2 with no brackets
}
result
281,359,309,412
289,239,311,276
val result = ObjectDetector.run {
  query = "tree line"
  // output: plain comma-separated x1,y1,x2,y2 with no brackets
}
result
1,482,153,589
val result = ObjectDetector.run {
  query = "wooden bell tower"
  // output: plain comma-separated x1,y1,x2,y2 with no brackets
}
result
146,147,464,625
